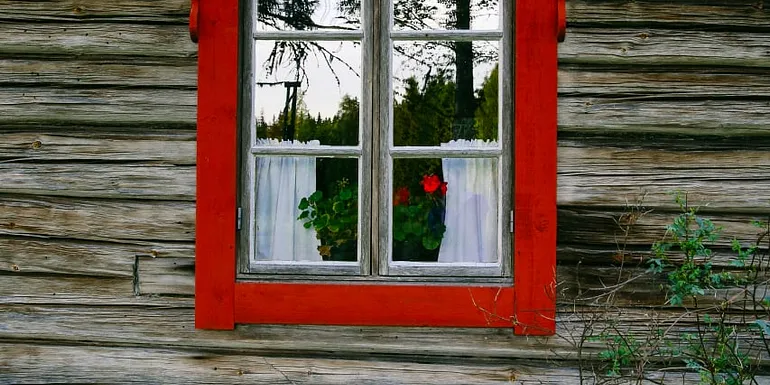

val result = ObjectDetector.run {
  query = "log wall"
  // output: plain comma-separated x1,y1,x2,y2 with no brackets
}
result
1,0,769,383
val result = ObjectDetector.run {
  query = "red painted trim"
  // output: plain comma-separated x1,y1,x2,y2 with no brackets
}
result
195,0,558,334
189,0,199,43
557,0,567,43
195,0,239,329
235,282,514,327
513,0,558,335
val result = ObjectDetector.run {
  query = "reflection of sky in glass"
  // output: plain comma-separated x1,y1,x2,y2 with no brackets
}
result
257,0,361,31
255,41,362,122
392,0,499,30
254,0,501,120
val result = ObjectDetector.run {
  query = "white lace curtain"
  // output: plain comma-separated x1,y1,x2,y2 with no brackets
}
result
438,139,499,263
253,139,321,262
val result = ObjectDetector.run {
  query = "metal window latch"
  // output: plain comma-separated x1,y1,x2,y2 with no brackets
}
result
236,207,242,231
510,210,514,233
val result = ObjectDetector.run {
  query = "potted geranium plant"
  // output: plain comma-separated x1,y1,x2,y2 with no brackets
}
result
297,179,357,261
392,174,447,262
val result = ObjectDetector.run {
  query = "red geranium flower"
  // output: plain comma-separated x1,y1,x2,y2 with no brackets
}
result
421,174,441,194
394,186,410,206
439,181,447,196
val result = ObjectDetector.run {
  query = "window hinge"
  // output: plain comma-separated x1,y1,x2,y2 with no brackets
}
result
236,207,243,231
509,210,514,233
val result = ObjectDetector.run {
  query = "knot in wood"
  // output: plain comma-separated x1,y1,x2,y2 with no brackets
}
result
31,140,42,149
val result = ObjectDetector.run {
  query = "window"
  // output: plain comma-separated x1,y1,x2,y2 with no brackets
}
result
195,0,560,334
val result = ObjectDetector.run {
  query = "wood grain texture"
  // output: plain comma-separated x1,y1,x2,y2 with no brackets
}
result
0,23,197,59
2,305,768,365
0,343,543,385
0,237,193,278
0,58,196,88
559,98,770,136
559,67,770,98
567,0,769,29
0,87,196,127
0,0,189,23
0,132,195,163
0,196,194,242
558,209,765,247
137,256,195,296
560,28,770,68
0,163,195,200
557,144,770,210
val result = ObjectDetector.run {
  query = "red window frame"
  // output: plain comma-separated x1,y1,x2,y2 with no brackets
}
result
195,0,561,335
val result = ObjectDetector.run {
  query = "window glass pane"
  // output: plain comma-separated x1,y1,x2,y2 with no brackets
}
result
254,155,359,263
391,156,499,263
255,40,361,146
391,0,499,31
257,0,361,31
392,40,499,146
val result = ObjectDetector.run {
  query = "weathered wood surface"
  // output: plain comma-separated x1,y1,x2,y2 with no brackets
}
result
0,132,195,163
0,23,197,59
0,88,196,127
2,304,769,363
559,67,770,98
0,0,188,23
0,196,194,242
0,59,196,88
0,237,193,277
0,163,195,200
559,98,770,136
568,0,769,29
560,28,770,67
0,343,575,385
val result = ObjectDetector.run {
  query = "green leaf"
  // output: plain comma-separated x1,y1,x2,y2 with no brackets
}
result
309,190,323,202
328,223,341,233
394,230,406,241
339,188,353,201
333,201,345,213
422,236,441,250
298,211,309,220
298,198,309,210
303,222,313,229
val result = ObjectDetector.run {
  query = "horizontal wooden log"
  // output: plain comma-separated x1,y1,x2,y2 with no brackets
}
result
137,256,195,296
0,59,196,88
2,304,769,367
0,343,553,385
561,28,770,68
0,87,196,127
568,0,770,29
559,98,770,136
557,245,764,269
0,196,194,242
0,163,195,200
557,144,770,211
0,236,194,278
0,23,197,59
0,132,195,164
559,67,770,98
0,276,134,300
558,265,770,309
0,0,188,23
559,208,766,247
